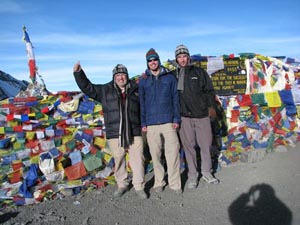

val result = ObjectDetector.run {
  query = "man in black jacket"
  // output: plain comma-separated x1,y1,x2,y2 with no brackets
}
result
73,62,146,199
175,45,219,189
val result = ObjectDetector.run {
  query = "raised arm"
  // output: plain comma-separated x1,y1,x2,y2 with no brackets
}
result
73,61,103,101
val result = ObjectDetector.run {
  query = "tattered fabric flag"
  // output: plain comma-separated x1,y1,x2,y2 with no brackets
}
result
236,94,252,106
265,92,282,107
22,26,36,83
251,93,267,106
279,89,294,105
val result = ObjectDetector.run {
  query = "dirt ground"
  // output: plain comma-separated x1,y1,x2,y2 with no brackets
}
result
1,143,300,225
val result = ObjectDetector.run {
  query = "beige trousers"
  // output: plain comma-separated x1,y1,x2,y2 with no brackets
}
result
146,123,181,190
107,136,145,191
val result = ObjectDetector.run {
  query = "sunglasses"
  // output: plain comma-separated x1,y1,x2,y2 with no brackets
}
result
147,58,158,63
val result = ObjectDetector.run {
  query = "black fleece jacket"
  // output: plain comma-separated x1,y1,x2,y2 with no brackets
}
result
177,65,216,118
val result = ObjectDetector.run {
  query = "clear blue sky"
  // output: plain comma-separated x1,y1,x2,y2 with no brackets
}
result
1,0,299,92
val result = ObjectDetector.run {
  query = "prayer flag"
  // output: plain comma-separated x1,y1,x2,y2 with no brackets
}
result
22,26,36,83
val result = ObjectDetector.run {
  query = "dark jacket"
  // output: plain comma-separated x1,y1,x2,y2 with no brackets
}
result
138,66,180,127
177,65,216,118
74,69,141,140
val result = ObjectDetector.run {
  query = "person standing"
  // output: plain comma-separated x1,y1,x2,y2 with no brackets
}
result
175,44,219,189
73,62,147,199
139,48,182,194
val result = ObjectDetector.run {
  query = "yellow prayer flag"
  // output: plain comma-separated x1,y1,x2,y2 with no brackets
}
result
103,152,113,164
26,131,36,140
30,155,40,164
297,106,300,117
13,142,23,150
265,92,282,107
65,127,77,135
57,145,67,153
28,113,35,117
94,104,102,113
62,135,73,144
82,114,93,122
8,121,19,127
56,158,65,171
0,99,9,104
94,136,106,149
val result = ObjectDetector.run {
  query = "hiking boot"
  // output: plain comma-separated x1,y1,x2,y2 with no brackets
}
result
187,179,198,189
154,186,164,193
202,173,219,184
113,187,127,198
136,190,147,199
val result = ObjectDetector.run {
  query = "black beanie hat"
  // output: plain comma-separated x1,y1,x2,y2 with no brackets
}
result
112,64,128,76
175,44,190,58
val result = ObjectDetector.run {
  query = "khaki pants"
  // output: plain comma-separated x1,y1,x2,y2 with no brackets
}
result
107,136,145,191
146,123,181,190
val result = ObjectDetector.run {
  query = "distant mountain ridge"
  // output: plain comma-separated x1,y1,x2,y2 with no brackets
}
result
0,70,29,100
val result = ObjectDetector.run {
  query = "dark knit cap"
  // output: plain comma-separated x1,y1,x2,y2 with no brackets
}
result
146,48,160,61
175,44,190,58
112,64,128,76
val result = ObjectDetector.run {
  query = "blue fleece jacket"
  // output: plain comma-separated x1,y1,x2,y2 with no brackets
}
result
138,67,180,127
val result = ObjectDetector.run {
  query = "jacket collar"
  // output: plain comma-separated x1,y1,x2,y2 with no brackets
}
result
145,66,170,78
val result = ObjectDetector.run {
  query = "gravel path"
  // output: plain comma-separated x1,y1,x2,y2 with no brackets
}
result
1,144,300,225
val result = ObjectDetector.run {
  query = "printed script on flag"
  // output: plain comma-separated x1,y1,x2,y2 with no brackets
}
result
23,26,36,83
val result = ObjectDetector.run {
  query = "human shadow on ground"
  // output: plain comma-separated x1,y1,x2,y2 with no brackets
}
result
228,183,292,225
0,212,19,224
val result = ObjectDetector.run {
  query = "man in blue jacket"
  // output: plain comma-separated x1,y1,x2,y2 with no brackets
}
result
73,62,146,199
139,48,181,194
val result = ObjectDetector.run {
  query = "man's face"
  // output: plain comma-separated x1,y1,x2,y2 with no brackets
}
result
114,73,128,88
147,58,160,72
176,54,189,67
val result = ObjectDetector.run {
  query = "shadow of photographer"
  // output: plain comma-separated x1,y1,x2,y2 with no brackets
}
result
228,183,292,225
0,212,19,224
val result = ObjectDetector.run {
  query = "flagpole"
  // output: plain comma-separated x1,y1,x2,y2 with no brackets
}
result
22,26,50,95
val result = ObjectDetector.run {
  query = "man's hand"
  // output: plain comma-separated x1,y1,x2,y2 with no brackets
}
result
142,127,147,132
209,107,217,119
141,72,147,79
73,61,82,72
172,123,179,130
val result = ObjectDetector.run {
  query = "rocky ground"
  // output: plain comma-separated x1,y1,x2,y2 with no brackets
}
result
1,143,300,225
